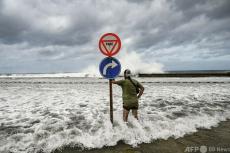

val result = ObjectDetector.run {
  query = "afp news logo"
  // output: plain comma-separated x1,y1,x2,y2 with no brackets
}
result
185,145,230,153
185,146,208,153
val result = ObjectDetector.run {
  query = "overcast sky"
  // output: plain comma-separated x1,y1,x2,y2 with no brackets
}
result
0,0,230,73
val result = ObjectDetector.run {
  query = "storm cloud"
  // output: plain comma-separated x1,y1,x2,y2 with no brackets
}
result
0,0,229,73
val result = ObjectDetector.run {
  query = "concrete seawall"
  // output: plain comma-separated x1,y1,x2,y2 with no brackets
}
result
138,72,230,77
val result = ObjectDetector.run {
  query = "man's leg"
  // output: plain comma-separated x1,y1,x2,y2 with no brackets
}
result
123,108,129,122
132,109,138,120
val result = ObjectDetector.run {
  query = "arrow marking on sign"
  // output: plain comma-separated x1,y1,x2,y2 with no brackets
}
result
103,60,118,75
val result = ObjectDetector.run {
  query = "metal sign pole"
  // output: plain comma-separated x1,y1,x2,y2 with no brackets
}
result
99,33,121,124
109,79,113,124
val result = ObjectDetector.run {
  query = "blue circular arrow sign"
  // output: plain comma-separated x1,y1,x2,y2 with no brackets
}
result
99,57,121,79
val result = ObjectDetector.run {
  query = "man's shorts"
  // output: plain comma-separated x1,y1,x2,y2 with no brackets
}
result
123,105,138,111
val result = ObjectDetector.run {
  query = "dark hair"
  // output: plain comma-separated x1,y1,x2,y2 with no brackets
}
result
124,69,131,79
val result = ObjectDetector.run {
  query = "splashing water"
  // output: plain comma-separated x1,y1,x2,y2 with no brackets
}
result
0,77,230,153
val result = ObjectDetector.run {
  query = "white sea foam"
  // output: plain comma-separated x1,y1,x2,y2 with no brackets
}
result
0,77,230,153
0,72,100,78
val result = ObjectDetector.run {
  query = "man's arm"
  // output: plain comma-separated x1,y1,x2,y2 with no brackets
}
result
111,79,123,85
137,84,144,99
111,79,117,84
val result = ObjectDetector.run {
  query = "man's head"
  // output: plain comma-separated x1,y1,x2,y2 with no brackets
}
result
124,69,131,79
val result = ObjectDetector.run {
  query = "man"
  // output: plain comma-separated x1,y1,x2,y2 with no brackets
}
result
112,69,144,122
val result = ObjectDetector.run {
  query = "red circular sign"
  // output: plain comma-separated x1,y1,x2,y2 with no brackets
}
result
99,33,121,57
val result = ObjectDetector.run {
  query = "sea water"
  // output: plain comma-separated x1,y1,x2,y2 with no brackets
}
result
0,77,230,153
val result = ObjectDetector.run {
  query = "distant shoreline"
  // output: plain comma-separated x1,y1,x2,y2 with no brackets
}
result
0,70,230,78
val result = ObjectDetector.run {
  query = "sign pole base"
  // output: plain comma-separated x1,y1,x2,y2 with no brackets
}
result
109,79,113,124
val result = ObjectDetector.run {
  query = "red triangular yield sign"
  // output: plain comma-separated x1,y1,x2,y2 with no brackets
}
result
101,40,118,54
